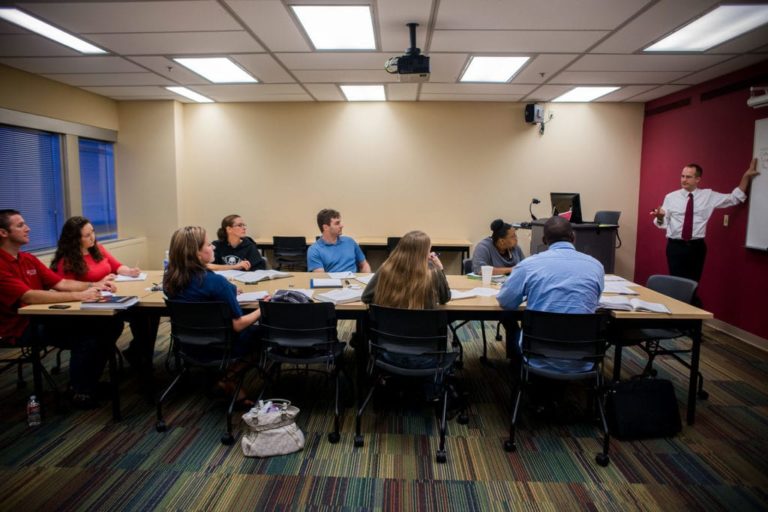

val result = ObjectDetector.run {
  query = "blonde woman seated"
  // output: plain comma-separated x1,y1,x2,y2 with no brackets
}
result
164,226,263,404
361,230,450,368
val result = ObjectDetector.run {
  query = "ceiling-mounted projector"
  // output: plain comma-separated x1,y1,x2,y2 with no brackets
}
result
385,22,430,83
747,86,768,108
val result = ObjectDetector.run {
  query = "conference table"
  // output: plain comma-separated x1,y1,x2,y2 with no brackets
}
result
19,271,712,425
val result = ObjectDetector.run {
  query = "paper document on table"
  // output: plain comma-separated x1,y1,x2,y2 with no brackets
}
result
310,278,343,288
237,291,269,303
355,274,373,285
114,273,147,282
450,289,476,301
314,288,363,305
603,282,639,295
214,270,245,279
599,295,670,313
471,287,499,297
328,271,355,279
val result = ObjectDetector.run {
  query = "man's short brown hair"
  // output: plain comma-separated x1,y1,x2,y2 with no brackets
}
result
0,209,21,231
316,208,340,232
685,163,703,177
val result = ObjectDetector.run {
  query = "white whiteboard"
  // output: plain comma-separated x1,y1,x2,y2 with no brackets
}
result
746,118,768,250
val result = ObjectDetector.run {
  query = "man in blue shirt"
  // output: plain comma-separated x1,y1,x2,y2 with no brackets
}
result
497,216,604,313
308,209,371,273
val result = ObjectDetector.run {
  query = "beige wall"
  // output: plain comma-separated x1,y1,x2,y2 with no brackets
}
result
175,102,643,276
0,65,118,130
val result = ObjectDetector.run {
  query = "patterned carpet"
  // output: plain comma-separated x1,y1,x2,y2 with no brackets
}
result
0,320,766,511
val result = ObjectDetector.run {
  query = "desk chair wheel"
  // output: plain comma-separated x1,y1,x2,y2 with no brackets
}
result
458,413,469,424
595,453,610,467
698,389,709,400
221,433,235,445
495,334,503,341
503,440,516,452
354,435,364,447
155,421,167,433
328,432,340,444
436,450,447,463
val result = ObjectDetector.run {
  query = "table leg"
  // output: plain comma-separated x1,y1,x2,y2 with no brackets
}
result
108,346,122,421
686,320,702,425
612,344,623,382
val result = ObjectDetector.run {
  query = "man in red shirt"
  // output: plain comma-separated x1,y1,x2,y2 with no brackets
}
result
0,209,123,408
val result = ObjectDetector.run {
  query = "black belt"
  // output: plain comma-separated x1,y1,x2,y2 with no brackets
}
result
668,238,705,244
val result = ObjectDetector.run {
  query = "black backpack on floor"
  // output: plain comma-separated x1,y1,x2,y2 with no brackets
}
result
605,378,682,440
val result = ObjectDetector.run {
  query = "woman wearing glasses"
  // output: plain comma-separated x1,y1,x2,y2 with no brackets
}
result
208,214,267,272
471,219,525,275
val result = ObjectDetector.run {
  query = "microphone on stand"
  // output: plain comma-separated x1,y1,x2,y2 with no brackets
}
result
529,198,540,220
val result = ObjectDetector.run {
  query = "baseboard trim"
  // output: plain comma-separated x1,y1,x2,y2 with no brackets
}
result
706,319,768,353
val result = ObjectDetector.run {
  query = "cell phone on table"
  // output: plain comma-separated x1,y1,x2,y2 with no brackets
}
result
48,304,71,309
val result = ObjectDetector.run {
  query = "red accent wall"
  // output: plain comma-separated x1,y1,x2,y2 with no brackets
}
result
637,60,768,339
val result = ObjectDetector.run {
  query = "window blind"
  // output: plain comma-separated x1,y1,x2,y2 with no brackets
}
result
79,138,117,240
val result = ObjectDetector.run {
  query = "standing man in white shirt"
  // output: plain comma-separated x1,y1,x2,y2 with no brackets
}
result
651,159,758,302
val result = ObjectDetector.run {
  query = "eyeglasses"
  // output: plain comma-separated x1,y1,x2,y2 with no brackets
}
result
233,223,247,228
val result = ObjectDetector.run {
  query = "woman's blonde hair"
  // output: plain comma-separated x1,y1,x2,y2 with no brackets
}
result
373,230,438,309
163,226,208,296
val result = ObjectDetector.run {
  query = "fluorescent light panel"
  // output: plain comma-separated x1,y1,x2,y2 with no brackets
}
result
0,8,106,54
645,5,768,52
340,85,385,101
166,86,214,103
553,86,620,102
292,5,375,50
173,58,257,83
460,56,529,83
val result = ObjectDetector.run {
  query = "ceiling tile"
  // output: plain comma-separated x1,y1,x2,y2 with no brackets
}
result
293,69,397,83
303,83,344,101
431,30,608,53
435,0,651,30
672,55,768,85
0,34,80,57
225,0,311,52
595,85,657,101
277,52,386,70
21,1,240,32
0,56,143,74
85,31,263,55
43,72,173,87
630,84,690,102
569,54,729,72
706,25,768,54
194,83,311,102
82,85,179,100
514,54,579,83
387,83,419,101
426,53,469,82
231,54,294,83
420,93,525,102
523,85,573,102
378,0,432,52
127,56,209,85
422,83,535,95
554,70,689,84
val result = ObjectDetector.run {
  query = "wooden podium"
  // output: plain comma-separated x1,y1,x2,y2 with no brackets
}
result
529,219,618,273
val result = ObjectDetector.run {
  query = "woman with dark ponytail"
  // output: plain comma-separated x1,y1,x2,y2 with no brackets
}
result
207,214,266,272
471,219,525,275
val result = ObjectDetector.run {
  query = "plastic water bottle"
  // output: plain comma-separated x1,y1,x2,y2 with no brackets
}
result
27,395,41,427
162,250,169,274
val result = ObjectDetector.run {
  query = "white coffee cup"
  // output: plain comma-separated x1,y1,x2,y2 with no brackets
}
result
481,265,493,286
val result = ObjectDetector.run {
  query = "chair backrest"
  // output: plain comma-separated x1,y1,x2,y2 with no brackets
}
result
386,237,401,253
165,300,233,364
462,258,472,275
521,310,607,362
368,305,448,356
259,301,337,348
594,211,621,225
272,236,308,271
646,274,698,304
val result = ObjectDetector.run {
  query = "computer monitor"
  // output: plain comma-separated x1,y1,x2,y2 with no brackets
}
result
550,192,583,224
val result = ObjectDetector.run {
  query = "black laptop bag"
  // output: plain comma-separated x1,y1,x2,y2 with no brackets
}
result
606,378,682,440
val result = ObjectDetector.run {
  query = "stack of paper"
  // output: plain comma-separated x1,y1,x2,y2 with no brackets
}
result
114,273,147,282
327,271,355,279
237,291,269,303
603,282,639,295
599,295,670,313
81,295,139,310
450,289,476,301
310,278,343,288
314,288,363,305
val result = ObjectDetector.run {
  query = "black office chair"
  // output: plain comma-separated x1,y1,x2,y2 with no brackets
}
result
355,305,468,463
620,275,707,399
272,236,308,272
0,335,58,393
448,259,503,364
386,237,401,254
257,300,347,443
505,310,611,467
157,301,251,445
594,211,622,248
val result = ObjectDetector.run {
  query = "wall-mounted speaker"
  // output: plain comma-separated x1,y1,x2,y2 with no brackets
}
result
525,103,544,124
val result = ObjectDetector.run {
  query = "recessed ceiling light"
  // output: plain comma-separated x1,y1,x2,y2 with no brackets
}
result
460,56,529,83
173,58,257,83
166,86,214,103
292,5,375,50
340,85,385,101
552,86,620,102
645,5,768,52
0,8,106,54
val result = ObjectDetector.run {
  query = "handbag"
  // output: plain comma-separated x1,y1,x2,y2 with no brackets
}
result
605,378,682,440
241,399,305,457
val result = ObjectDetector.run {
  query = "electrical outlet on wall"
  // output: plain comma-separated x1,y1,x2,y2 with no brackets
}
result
723,214,729,227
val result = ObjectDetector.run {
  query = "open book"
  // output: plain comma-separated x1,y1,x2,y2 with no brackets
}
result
314,288,363,305
233,270,292,284
599,295,670,313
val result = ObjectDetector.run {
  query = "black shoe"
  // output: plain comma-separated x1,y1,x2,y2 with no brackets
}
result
71,393,100,409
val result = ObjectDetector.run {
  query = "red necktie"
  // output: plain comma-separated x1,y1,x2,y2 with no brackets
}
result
682,192,693,241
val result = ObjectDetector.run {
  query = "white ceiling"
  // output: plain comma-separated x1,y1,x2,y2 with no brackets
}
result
0,0,766,103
